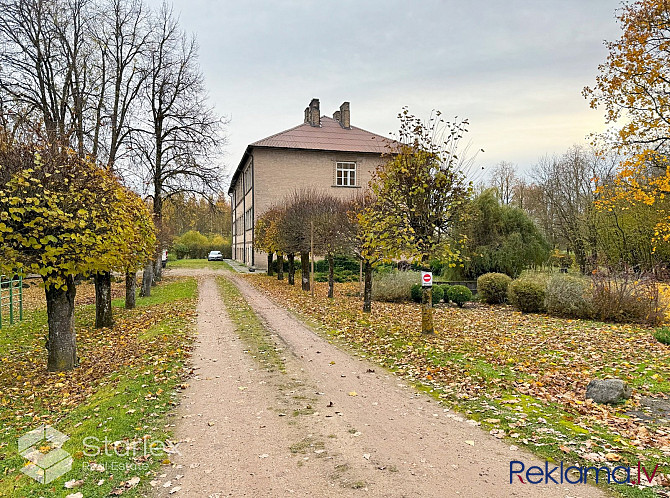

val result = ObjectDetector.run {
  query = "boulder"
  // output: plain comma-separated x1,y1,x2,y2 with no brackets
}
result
586,379,632,404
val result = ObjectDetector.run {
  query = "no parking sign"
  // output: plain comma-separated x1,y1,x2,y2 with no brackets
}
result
421,271,432,287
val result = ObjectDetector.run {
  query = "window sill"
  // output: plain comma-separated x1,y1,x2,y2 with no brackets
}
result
332,185,361,188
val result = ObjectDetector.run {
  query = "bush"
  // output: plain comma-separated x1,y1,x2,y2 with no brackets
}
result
545,275,593,318
591,271,666,325
654,327,670,345
508,278,546,313
410,284,422,303
314,269,357,283
372,271,420,302
477,273,512,304
431,285,444,304
409,284,444,304
445,285,472,307
314,256,359,273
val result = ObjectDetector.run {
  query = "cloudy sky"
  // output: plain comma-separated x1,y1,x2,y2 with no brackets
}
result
153,0,622,184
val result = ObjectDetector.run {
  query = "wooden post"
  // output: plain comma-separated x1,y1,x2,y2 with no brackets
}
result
9,276,13,325
310,221,314,298
19,276,22,321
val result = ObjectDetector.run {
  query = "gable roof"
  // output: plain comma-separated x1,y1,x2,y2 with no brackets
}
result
228,116,395,194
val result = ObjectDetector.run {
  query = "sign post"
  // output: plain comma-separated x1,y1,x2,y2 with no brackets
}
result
421,271,433,287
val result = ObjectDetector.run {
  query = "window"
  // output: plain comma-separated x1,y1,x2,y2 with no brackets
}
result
244,207,253,231
336,162,356,187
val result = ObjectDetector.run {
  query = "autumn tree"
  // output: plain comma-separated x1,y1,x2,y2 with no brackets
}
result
365,109,471,333
585,0,670,244
277,190,323,291
255,206,284,279
0,134,154,370
347,193,386,313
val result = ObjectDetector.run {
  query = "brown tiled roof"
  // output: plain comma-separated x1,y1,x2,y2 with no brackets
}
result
250,116,394,154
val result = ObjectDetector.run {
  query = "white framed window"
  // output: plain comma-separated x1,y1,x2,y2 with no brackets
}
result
336,162,357,187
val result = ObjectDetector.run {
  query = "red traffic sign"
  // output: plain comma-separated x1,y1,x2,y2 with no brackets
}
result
421,271,433,287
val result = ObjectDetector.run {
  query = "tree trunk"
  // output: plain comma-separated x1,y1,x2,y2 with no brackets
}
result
287,253,295,285
300,252,310,291
45,275,77,372
363,260,372,313
94,271,113,328
277,254,284,280
421,286,435,334
328,254,335,299
267,252,274,276
153,252,162,285
125,271,136,310
140,261,153,297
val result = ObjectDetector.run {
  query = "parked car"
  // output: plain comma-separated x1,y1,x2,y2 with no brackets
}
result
208,250,224,261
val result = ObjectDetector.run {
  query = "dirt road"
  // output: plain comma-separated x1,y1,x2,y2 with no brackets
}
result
156,270,605,497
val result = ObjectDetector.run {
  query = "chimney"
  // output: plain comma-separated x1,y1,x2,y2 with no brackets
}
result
339,102,350,129
333,110,341,122
304,98,320,127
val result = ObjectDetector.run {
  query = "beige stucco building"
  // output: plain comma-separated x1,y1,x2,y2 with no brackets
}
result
228,99,392,269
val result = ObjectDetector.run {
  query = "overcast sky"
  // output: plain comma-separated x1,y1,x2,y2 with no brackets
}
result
152,0,622,185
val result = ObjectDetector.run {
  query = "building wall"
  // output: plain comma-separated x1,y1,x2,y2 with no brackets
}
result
230,147,386,270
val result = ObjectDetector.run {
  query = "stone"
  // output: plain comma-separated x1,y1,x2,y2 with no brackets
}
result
586,379,632,404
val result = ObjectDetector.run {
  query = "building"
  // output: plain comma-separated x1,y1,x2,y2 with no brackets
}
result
228,99,392,268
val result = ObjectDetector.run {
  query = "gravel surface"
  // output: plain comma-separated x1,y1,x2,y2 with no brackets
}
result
156,270,605,497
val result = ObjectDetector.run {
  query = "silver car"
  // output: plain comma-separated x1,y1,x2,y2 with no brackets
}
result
207,250,223,261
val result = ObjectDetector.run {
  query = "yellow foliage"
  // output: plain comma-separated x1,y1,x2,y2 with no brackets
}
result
0,135,155,288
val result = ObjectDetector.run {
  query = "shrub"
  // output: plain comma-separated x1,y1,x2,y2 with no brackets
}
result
654,327,670,345
544,275,593,318
314,256,359,273
372,271,420,302
445,285,472,307
508,278,546,313
591,271,666,325
409,284,444,304
477,273,512,304
410,284,422,303
431,285,444,304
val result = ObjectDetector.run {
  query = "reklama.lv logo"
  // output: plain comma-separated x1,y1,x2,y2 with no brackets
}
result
510,460,661,485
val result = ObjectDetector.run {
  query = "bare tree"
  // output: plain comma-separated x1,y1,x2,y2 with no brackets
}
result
0,0,92,149
131,3,224,289
313,196,352,298
489,161,517,205
531,145,617,272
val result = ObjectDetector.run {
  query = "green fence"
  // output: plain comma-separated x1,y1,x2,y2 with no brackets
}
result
0,274,23,328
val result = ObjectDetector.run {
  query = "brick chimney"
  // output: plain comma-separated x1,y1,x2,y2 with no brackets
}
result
333,110,341,122
304,98,320,127
339,102,350,129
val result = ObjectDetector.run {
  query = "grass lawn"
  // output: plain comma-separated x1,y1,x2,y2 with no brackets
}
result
247,275,670,497
167,259,230,270
0,277,197,497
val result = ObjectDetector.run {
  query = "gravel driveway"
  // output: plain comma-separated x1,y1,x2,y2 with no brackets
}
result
155,269,605,498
